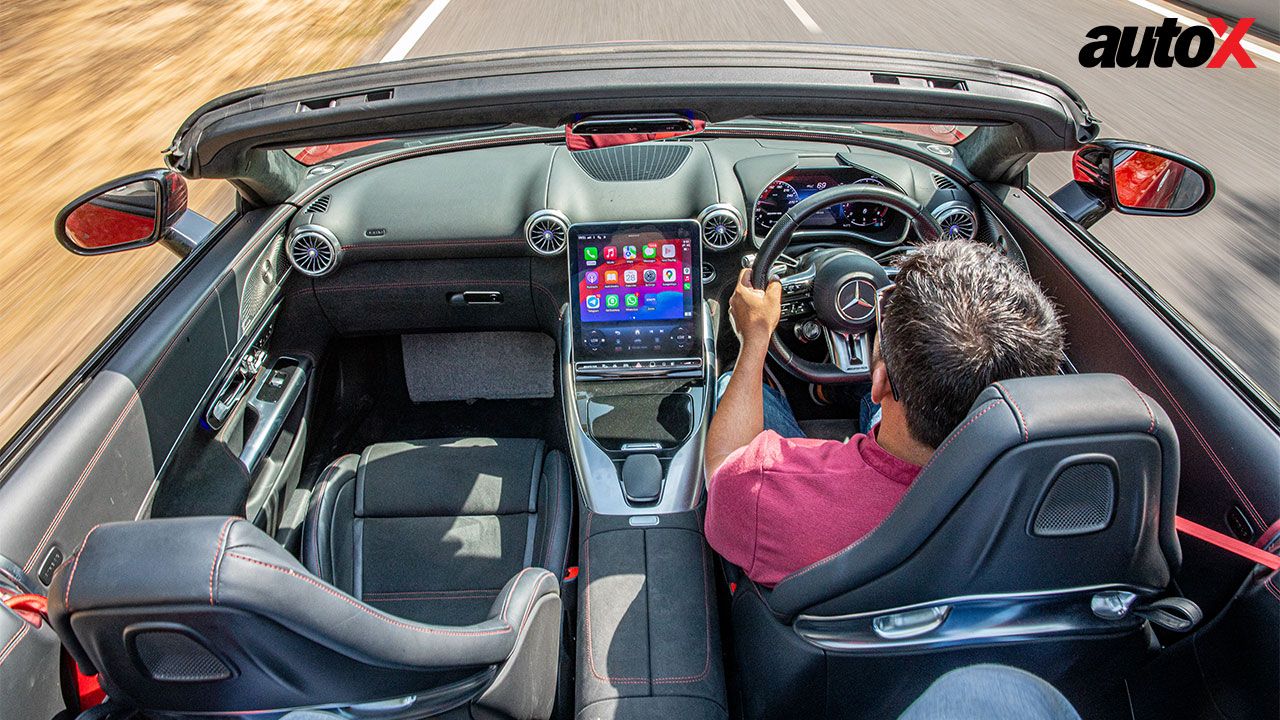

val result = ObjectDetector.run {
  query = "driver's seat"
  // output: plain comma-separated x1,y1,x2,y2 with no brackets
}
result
729,374,1181,720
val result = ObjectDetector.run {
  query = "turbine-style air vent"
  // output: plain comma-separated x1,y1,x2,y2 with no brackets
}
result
931,173,958,190
699,204,744,251
932,203,977,242
305,195,331,213
524,210,569,256
287,225,342,277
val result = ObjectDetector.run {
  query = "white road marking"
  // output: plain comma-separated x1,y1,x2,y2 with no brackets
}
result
380,0,454,63
783,0,822,35
1119,0,1280,64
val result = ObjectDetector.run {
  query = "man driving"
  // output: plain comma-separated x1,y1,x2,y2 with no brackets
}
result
704,240,1065,586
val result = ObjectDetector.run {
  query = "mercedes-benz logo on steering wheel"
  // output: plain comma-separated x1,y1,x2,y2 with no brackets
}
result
835,278,878,324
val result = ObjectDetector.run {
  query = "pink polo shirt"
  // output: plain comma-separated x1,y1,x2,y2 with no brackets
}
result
705,427,921,587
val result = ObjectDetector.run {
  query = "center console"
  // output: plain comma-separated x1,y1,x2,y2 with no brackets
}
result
563,220,714,516
561,220,728,719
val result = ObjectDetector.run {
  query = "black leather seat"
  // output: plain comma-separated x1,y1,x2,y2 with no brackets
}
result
304,437,573,626
47,437,574,719
729,374,1182,720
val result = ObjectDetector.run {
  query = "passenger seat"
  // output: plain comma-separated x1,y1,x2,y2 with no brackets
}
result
304,437,573,625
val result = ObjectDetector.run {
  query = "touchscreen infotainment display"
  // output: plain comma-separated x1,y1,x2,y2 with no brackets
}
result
569,220,702,364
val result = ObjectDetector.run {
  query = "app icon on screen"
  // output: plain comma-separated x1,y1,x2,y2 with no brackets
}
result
604,270,619,285
585,271,599,285
642,244,657,260
584,247,598,262
603,246,617,261
622,245,637,260
683,267,691,276
624,293,639,308
662,244,677,259
605,294,620,309
585,294,600,310
623,269,638,285
662,267,677,283
643,269,657,284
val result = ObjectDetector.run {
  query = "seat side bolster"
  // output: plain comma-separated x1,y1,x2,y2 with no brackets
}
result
302,454,359,582
534,450,573,578
487,567,560,641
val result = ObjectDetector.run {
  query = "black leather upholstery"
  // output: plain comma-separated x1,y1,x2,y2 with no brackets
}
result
47,517,560,716
730,374,1181,719
304,438,573,626
45,437,573,718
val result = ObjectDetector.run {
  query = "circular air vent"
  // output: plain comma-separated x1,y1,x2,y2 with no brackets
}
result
932,203,977,242
287,225,342,277
524,210,569,256
699,204,744,251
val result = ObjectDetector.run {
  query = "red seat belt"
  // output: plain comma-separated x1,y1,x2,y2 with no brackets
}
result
1176,515,1280,570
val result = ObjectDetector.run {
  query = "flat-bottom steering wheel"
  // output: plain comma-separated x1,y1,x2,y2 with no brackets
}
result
750,185,943,384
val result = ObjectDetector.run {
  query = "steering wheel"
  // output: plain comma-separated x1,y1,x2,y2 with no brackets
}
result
750,185,943,384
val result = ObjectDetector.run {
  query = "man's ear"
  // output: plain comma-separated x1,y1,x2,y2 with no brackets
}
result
870,360,891,405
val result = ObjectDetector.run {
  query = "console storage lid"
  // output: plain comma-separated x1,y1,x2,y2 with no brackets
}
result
576,511,727,719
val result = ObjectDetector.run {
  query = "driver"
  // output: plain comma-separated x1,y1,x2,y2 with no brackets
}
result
704,240,1065,586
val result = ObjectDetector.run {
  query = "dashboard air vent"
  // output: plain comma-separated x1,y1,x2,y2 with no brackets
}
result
305,194,331,213
571,144,691,182
932,203,977,242
931,173,958,190
524,209,569,256
287,225,342,277
699,204,744,251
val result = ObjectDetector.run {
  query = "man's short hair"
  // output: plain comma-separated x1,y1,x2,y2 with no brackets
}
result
879,240,1065,448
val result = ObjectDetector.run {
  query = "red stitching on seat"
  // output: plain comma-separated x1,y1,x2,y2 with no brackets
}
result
221,552,514,637
0,625,29,667
209,518,237,606
1122,376,1157,434
992,382,1029,441
62,523,103,612
1265,579,1280,603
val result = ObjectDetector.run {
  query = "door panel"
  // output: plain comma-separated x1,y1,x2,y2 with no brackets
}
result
981,183,1279,616
0,206,292,717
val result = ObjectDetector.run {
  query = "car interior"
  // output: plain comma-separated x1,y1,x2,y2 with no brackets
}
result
1,46,1275,720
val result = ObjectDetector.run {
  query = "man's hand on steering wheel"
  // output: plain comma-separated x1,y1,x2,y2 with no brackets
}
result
729,268,782,354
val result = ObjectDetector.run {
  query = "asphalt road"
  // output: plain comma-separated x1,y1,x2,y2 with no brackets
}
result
369,0,1280,399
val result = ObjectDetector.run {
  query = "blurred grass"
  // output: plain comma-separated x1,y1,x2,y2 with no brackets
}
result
0,0,411,447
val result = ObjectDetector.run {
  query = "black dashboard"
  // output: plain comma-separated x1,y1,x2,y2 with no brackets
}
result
283,136,987,367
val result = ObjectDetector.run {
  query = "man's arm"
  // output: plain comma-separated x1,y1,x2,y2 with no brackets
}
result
705,269,782,478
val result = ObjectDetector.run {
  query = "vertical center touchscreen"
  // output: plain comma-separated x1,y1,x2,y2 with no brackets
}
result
570,220,701,363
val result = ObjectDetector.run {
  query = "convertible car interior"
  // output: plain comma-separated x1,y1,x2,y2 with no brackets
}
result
1,45,1275,720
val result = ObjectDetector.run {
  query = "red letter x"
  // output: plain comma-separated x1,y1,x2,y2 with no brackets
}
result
1208,18,1256,68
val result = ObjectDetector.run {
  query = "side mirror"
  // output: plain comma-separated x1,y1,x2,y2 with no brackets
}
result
1063,140,1214,224
55,169,189,256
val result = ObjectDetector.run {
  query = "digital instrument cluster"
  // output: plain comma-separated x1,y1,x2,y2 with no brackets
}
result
753,168,907,243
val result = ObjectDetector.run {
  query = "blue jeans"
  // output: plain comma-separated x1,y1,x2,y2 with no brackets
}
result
715,371,881,437
896,665,1081,720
